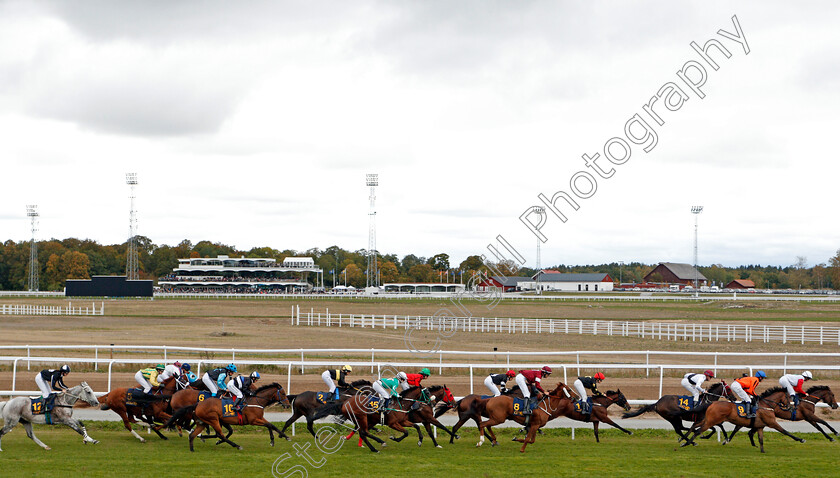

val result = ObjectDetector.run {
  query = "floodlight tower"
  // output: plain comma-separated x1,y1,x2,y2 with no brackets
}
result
535,206,544,295
126,173,139,281
365,174,379,288
26,205,39,291
691,205,703,295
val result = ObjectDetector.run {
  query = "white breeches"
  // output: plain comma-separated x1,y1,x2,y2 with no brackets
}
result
35,374,52,398
779,378,796,396
484,376,501,397
372,382,390,400
515,374,530,398
135,371,153,393
681,378,703,401
203,374,220,395
228,381,244,399
322,371,336,392
573,380,587,400
730,382,750,402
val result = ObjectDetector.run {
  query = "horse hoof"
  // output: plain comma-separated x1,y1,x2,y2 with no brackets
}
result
139,438,146,443
628,431,633,436
417,441,422,447
455,435,461,440
237,446,243,450
285,437,291,441
436,445,442,449
44,447,50,451
270,442,275,447
800,439,806,443
475,443,482,447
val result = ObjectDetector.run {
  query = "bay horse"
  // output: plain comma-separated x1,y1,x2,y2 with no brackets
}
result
0,383,100,451
98,376,179,442
476,382,571,452
622,382,732,441
378,385,458,448
436,387,522,444
724,385,838,443
556,390,634,442
680,393,804,453
185,382,291,451
310,385,388,453
279,379,372,438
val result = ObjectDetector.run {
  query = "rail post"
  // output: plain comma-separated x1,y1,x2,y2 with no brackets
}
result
469,366,474,395
300,350,304,374
108,361,115,391
12,358,19,391
95,346,98,371
287,362,292,394
439,352,442,375
714,353,718,376
658,366,664,397
646,351,650,377
27,345,30,370
371,349,375,373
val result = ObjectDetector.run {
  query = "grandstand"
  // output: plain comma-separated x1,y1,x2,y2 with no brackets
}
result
158,255,323,293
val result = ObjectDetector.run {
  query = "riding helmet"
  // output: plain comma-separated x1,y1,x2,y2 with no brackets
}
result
704,370,714,378
155,364,165,371
755,370,767,379
802,371,813,379
420,368,431,377
181,363,191,372
250,371,261,380
60,364,70,374
541,366,552,375
506,370,516,378
226,363,238,373
342,365,353,373
594,372,606,380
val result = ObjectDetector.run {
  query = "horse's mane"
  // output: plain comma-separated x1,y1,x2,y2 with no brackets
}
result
605,390,619,395
807,385,830,394
426,385,445,393
708,382,724,392
350,379,372,387
254,382,281,394
402,385,421,395
760,386,786,398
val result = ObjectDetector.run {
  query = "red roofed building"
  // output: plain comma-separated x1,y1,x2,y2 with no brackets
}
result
725,279,755,289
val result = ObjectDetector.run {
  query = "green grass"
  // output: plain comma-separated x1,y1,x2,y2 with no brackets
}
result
0,423,835,477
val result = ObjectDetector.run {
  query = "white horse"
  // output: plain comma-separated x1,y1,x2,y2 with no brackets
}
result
0,382,100,451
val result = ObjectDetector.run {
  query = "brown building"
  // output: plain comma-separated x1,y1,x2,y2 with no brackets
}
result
644,262,708,286
725,279,755,289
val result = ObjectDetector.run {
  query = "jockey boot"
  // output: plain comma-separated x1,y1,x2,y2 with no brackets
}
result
334,388,340,400
45,393,55,412
792,395,800,408
410,401,421,411
234,397,244,411
521,398,532,415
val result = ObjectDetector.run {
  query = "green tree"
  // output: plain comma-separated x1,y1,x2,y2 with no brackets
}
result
380,261,399,283
427,253,450,271
829,249,840,290
343,263,364,288
408,263,434,282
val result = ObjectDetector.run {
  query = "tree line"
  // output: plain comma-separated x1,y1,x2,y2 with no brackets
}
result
1,237,838,291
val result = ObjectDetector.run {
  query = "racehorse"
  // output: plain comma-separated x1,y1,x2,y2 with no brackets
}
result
724,385,838,443
622,382,732,441
98,375,179,442
184,382,290,451
556,390,633,442
310,384,390,453
380,385,458,448
0,383,100,451
476,382,571,452
436,387,522,444
680,393,804,453
279,379,372,438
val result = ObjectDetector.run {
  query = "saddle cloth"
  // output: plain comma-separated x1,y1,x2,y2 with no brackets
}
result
364,396,383,412
126,388,159,407
573,398,593,414
512,397,528,416
677,396,695,411
735,401,753,418
30,397,46,415
316,392,331,404
196,391,213,403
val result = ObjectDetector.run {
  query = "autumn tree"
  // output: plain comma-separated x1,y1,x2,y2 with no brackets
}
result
829,249,840,290
380,261,399,283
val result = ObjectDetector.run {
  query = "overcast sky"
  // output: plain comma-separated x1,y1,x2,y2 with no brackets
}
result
1,1,838,268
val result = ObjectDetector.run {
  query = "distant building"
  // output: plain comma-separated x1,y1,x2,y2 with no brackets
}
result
382,283,465,294
725,279,755,289
644,262,708,287
158,255,323,293
476,276,530,292
519,271,614,292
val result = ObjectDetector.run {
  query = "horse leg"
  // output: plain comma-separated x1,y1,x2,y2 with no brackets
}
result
757,428,765,453
427,418,456,442
189,424,205,451
422,422,443,448
519,424,539,453
680,420,712,448
64,418,99,445
0,413,22,451
412,423,424,447
388,421,410,442
212,420,242,450
118,409,146,443
724,425,742,445
449,416,469,443
747,427,757,447
593,421,600,443
668,418,689,441
279,409,300,437
765,417,805,443
805,415,837,441
22,420,50,450
596,413,633,436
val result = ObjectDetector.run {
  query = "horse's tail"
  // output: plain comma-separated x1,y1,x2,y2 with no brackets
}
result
0,400,6,415
162,405,195,430
310,401,343,421
622,403,655,419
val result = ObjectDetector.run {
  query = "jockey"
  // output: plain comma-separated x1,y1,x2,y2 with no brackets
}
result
573,373,605,413
202,363,237,397
779,371,813,407
515,366,551,414
157,361,189,385
398,368,431,391
321,365,352,400
135,364,165,394
731,371,765,418
228,371,261,410
484,370,516,397
36,365,70,411
681,370,714,403
372,376,404,408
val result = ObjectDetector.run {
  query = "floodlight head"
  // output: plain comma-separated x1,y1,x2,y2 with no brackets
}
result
26,205,39,217
691,206,703,214
126,172,138,185
366,173,378,186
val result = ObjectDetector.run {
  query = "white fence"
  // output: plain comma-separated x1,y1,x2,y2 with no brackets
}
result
0,302,105,316
293,309,840,345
